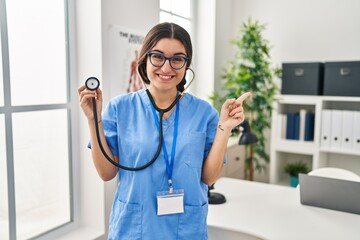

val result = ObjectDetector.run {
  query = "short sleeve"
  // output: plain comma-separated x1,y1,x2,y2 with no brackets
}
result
88,100,119,157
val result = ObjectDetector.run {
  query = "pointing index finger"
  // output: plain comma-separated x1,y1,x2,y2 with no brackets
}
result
236,92,252,103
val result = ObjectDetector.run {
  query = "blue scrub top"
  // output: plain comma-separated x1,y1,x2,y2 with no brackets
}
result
99,89,221,240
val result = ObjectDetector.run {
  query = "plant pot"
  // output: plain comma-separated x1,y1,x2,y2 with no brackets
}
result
290,175,299,187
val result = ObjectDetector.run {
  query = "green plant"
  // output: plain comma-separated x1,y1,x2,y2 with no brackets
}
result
210,18,280,181
284,161,310,177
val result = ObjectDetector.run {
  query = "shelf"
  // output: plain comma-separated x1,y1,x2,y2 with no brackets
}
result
320,148,360,156
273,139,317,155
270,94,360,185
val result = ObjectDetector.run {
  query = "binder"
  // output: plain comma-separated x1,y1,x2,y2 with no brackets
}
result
341,111,354,150
294,112,300,140
352,111,360,151
304,112,315,141
330,110,343,149
299,109,307,141
286,112,295,140
320,110,332,148
278,114,287,139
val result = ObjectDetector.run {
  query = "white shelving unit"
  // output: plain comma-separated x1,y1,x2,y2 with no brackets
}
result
270,95,360,185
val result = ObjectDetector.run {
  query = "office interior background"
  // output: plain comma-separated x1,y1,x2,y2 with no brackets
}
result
1,0,360,239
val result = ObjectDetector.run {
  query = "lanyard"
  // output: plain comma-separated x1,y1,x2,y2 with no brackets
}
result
150,102,180,193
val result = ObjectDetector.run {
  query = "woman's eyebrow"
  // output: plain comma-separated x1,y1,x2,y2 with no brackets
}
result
150,49,187,56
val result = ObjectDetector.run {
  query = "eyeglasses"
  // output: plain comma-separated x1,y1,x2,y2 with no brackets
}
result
147,52,188,70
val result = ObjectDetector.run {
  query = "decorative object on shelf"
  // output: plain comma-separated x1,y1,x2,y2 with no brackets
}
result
210,18,280,181
238,120,258,180
281,62,324,95
208,184,226,204
284,161,310,187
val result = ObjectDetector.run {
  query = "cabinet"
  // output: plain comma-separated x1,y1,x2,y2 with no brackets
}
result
270,95,360,185
220,137,245,179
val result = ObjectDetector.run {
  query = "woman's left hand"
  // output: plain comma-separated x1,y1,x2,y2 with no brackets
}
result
218,92,252,132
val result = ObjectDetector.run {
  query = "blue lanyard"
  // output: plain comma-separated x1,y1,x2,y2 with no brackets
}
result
150,102,180,192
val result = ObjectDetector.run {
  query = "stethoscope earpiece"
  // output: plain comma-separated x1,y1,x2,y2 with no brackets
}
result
85,77,100,90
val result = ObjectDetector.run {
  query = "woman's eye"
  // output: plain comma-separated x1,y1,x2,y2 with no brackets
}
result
153,54,164,60
172,56,184,63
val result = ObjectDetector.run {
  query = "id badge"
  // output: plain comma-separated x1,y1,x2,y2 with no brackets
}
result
157,189,184,215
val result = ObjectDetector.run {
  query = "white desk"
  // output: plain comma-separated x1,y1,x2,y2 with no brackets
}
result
207,177,360,240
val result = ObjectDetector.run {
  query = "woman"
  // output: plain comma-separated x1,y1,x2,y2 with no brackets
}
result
78,22,250,239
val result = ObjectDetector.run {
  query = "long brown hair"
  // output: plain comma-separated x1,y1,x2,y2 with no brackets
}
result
137,22,192,92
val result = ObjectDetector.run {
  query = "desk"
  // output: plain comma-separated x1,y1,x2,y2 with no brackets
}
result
207,177,360,240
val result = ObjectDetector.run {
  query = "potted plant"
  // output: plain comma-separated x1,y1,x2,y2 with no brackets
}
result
284,161,310,187
210,18,280,181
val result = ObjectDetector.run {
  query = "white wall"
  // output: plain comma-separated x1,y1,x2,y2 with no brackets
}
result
215,0,360,90
193,0,216,101
75,0,104,235
232,0,360,64
212,0,360,182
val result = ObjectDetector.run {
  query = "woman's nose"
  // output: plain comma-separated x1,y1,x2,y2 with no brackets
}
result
161,59,172,72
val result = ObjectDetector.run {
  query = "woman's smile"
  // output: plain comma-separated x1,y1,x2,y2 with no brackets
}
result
157,74,175,81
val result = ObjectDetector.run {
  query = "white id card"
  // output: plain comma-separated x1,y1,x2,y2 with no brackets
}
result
157,189,184,215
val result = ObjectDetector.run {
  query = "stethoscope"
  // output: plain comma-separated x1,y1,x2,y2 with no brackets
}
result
85,69,194,171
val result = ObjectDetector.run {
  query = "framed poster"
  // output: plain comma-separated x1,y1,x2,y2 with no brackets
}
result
107,25,145,97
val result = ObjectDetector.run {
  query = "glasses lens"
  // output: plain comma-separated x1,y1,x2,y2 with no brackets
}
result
149,53,165,67
170,56,186,70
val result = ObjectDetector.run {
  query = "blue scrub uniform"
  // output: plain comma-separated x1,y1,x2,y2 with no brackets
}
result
100,89,220,240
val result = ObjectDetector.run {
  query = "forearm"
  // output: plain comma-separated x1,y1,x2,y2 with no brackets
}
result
202,125,232,186
88,120,118,181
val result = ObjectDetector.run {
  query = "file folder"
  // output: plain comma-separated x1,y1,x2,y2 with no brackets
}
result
341,111,354,150
320,110,332,148
330,110,342,149
353,111,360,151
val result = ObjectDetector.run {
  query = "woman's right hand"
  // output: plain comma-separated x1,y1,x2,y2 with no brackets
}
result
78,85,103,122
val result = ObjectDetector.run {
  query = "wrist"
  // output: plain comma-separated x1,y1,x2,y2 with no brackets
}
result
88,118,102,124
217,124,231,133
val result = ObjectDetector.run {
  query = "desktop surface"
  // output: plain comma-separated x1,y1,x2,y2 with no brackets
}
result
207,177,360,240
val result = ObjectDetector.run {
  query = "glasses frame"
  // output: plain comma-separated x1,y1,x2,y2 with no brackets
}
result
147,52,189,70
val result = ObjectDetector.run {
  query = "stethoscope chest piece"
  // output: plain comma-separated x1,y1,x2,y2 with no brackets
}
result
85,77,100,90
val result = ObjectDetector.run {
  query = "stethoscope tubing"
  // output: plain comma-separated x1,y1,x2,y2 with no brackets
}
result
92,96,166,171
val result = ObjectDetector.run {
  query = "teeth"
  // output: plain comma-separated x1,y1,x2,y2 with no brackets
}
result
159,74,172,79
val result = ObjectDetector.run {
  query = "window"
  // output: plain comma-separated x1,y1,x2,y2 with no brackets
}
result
0,0,74,239
160,0,192,36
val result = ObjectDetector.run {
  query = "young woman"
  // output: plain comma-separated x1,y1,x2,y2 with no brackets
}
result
78,22,250,240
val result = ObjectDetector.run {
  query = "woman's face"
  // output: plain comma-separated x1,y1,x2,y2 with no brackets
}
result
146,38,187,93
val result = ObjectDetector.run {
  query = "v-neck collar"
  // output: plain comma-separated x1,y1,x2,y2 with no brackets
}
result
139,89,188,125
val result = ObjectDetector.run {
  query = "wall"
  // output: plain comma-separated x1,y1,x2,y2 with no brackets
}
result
215,0,360,89
213,0,360,182
192,0,216,101
232,0,360,64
